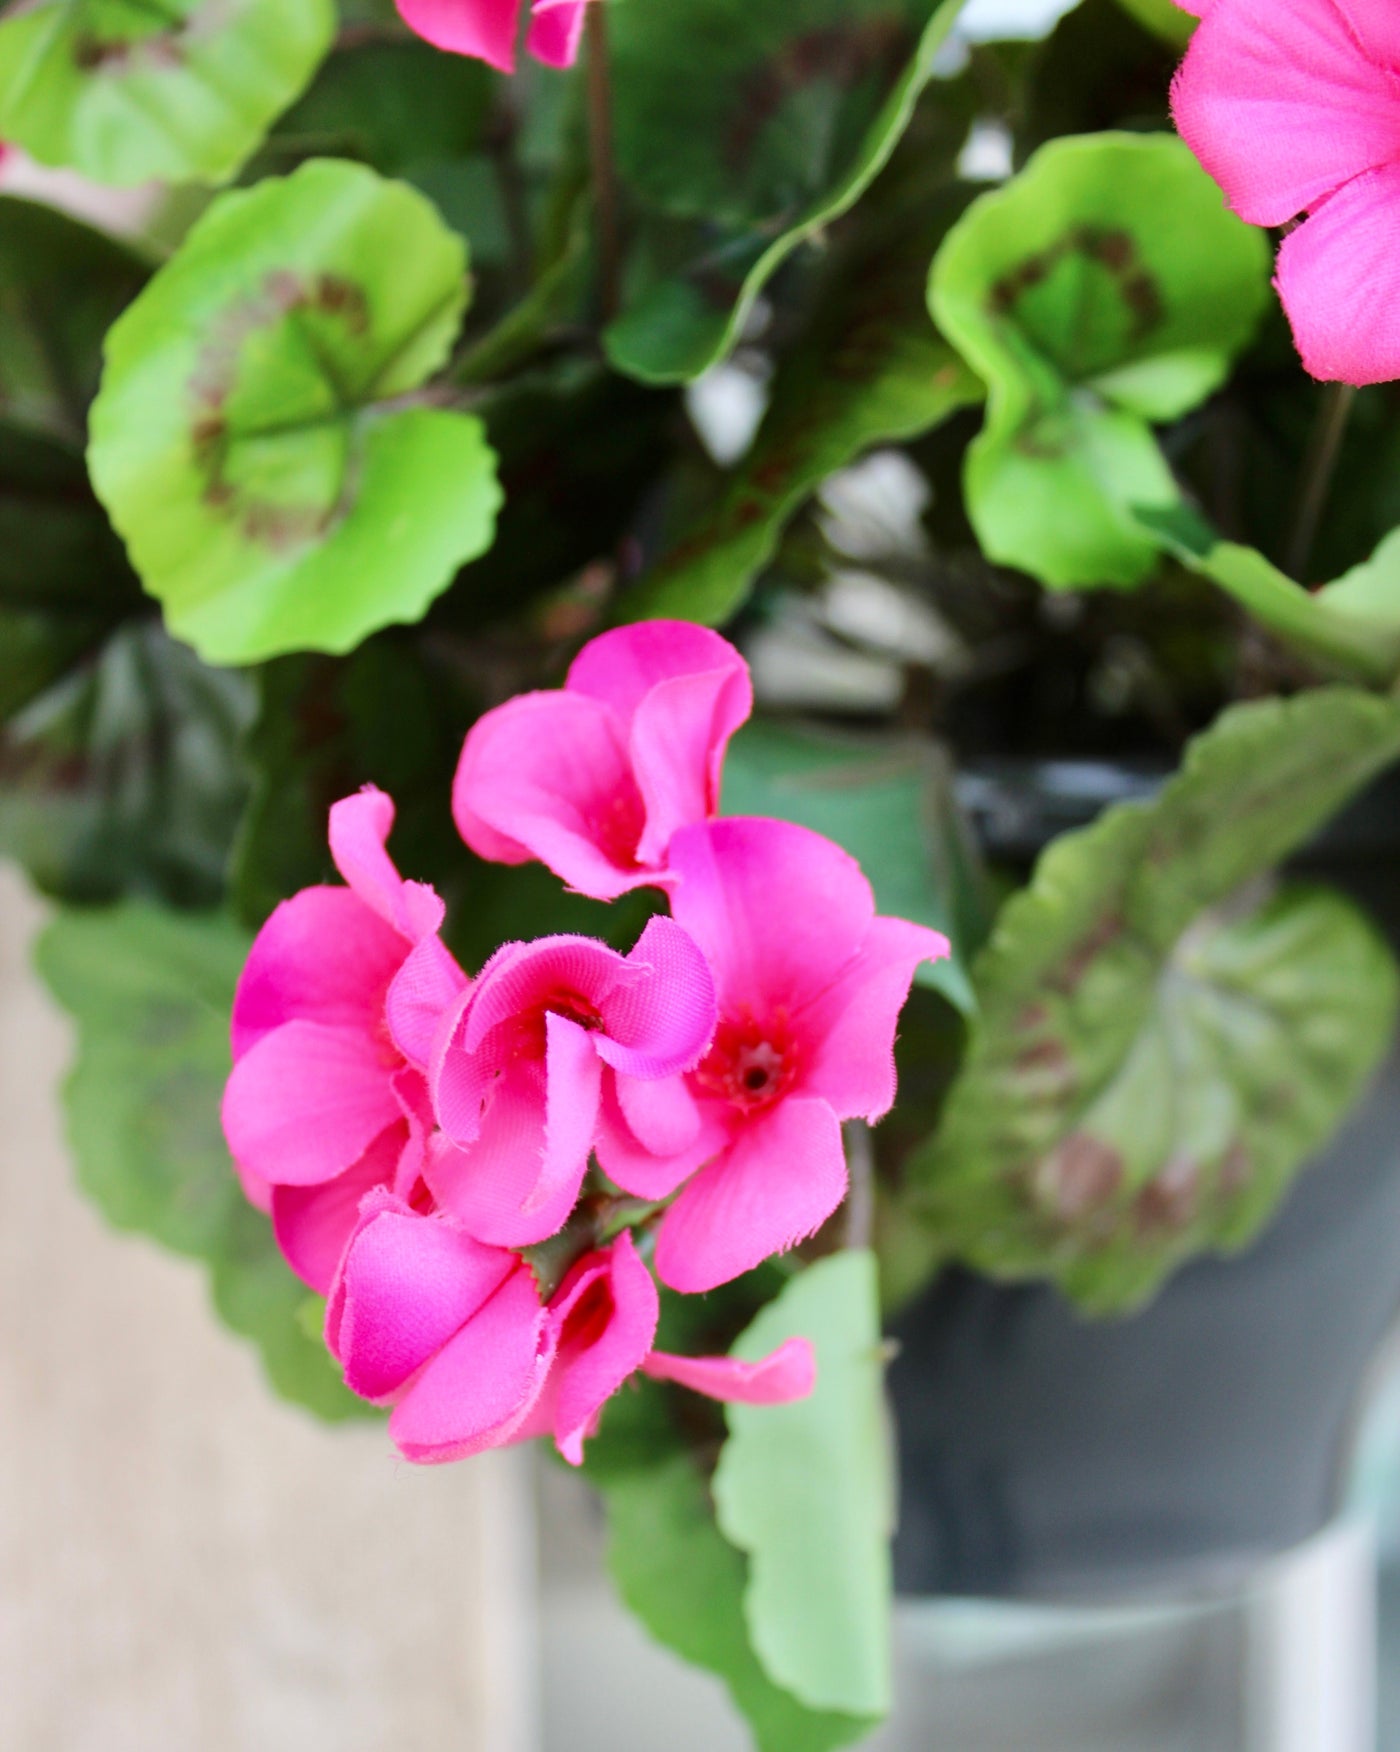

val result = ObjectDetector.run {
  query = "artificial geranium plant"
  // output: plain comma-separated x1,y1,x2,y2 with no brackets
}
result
7,0,1400,1743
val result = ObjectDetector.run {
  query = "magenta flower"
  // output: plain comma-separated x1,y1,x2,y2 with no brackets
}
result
597,818,950,1294
222,788,468,1292
426,917,717,1246
396,0,591,73
1172,0,1400,384
328,1203,815,1465
453,622,753,900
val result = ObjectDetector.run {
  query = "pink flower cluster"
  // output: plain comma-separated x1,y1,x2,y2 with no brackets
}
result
1172,0,1400,386
223,623,948,1465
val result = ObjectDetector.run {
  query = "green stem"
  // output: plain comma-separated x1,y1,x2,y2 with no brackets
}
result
585,2,622,324
1285,381,1357,582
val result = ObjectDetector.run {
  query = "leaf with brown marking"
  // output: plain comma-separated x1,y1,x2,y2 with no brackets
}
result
88,159,502,665
905,687,1400,1312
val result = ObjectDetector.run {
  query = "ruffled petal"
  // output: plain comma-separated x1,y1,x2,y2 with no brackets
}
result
272,1123,406,1293
593,916,717,1079
536,1010,603,1215
654,1097,848,1294
1171,0,1400,226
666,818,875,1016
424,1062,583,1246
329,787,443,943
547,1233,660,1465
452,691,652,899
594,1074,727,1202
526,0,587,67
230,886,402,1058
395,0,522,71
1275,162,1400,385
459,934,632,1055
222,1020,401,1188
385,934,470,1071
642,1337,816,1405
796,917,950,1121
616,1070,704,1157
328,1199,518,1402
389,1267,552,1463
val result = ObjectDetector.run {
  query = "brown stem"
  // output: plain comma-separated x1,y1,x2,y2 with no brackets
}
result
1285,381,1357,581
844,1122,875,1253
585,2,622,323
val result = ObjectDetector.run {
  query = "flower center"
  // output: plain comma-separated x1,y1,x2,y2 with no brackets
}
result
510,989,603,1059
591,784,647,868
695,1013,796,1113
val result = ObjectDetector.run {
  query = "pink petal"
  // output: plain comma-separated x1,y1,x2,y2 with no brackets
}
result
329,788,443,943
272,1123,407,1293
796,917,950,1122
567,623,752,865
536,1010,603,1215
395,0,522,70
459,934,633,1056
1335,0,1400,69
643,1337,816,1405
230,887,402,1059
526,0,587,66
222,1020,401,1188
430,985,494,1145
548,1233,660,1465
385,934,469,1071
654,1097,848,1294
667,818,875,1016
594,1075,726,1201
1171,0,1400,227
616,1070,705,1158
1275,162,1400,385
389,1267,552,1463
593,916,717,1079
452,692,652,900
423,1063,583,1246
235,1158,273,1215
329,1201,517,1402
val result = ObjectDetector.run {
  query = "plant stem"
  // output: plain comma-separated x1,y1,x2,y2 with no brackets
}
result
1285,381,1357,581
585,1,621,323
844,1121,875,1253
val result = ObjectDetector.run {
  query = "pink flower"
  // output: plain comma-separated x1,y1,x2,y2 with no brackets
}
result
328,1202,815,1465
426,917,717,1246
453,622,753,900
222,788,467,1292
396,0,592,73
597,819,950,1294
1171,0,1400,384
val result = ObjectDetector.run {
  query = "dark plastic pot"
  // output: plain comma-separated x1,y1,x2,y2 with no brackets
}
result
889,761,1400,1600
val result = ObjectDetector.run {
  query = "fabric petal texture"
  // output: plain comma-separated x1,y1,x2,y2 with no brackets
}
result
643,1338,817,1406
655,1096,849,1293
546,1232,660,1465
1275,163,1400,386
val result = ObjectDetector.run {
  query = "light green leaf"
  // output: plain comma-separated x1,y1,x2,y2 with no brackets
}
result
714,1250,893,1719
622,199,981,622
907,689,1400,1312
35,900,369,1419
1141,504,1400,688
0,0,334,187
929,132,1269,588
720,720,982,1014
605,0,970,384
89,158,502,665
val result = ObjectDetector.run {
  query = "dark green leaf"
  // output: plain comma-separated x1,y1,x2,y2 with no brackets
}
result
88,158,502,663
35,900,368,1419
605,0,970,383
907,688,1400,1311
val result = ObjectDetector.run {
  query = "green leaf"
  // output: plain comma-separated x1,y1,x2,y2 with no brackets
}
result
1113,0,1196,45
88,158,502,664
35,900,368,1420
605,0,970,384
720,720,982,1014
929,132,1269,588
714,1250,892,1719
0,0,335,187
907,688,1400,1312
1140,504,1400,688
0,623,253,907
622,198,981,623
0,195,150,443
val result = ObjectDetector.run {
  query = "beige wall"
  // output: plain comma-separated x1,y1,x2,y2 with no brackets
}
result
0,869,537,1752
